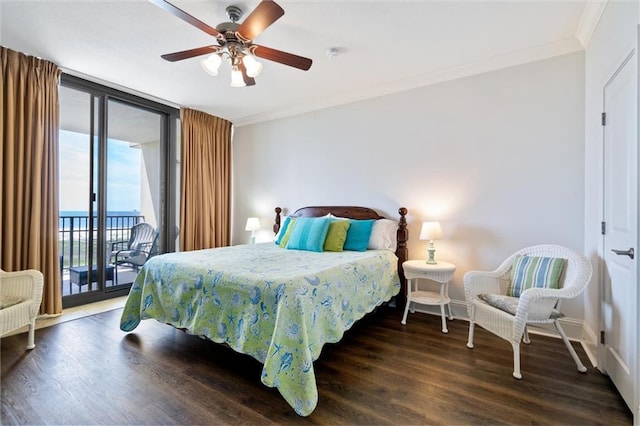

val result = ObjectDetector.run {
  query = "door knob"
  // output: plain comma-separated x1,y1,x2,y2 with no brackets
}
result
611,247,635,259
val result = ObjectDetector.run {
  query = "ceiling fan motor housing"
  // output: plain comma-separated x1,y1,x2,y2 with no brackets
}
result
216,21,241,45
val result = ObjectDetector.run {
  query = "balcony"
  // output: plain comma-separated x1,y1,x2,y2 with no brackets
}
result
59,214,145,296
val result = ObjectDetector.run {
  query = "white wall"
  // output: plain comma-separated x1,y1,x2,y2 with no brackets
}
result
583,1,639,350
232,52,585,318
140,141,160,229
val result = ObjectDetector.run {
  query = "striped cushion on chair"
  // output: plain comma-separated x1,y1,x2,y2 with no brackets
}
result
478,293,565,319
478,293,520,315
507,255,566,297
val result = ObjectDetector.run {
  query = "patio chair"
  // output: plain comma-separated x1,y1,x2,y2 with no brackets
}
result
0,269,44,349
110,222,155,264
111,223,158,284
464,244,592,379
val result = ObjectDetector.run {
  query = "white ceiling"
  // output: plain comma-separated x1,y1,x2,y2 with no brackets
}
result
0,0,605,127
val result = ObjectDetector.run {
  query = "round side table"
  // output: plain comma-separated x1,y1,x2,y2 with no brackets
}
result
401,260,456,333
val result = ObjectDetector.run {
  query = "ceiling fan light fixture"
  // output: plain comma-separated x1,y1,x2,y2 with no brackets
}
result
201,53,222,76
230,67,246,87
242,54,263,78
153,0,313,87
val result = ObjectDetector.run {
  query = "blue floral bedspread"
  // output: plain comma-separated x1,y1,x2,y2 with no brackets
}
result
119,243,400,416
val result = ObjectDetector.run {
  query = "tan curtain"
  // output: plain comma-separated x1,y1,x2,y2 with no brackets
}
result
180,108,232,251
1,46,62,314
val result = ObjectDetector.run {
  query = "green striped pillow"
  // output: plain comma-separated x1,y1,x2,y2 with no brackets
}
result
278,218,296,248
275,216,293,246
507,255,566,297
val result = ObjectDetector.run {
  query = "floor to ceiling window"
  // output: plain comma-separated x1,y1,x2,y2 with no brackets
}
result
58,75,179,308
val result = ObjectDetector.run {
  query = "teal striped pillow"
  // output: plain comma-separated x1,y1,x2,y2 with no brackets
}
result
286,217,331,252
507,255,566,297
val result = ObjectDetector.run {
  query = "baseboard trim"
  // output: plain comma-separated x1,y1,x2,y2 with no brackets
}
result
581,321,599,368
409,298,594,366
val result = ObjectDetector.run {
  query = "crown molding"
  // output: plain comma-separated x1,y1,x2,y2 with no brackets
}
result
233,37,584,127
575,0,609,48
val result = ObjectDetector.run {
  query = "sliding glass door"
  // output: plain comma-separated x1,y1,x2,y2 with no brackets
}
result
105,99,162,289
58,85,96,300
59,75,178,308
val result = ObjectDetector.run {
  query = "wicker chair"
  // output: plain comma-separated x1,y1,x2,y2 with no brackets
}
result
464,245,593,379
0,269,44,349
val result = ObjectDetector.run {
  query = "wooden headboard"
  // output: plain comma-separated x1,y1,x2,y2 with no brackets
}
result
273,206,408,310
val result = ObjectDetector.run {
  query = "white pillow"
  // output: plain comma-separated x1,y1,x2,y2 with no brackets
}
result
367,219,398,251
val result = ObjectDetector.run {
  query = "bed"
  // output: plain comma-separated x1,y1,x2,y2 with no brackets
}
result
119,206,408,416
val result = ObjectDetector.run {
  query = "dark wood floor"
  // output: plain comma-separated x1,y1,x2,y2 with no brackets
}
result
1,307,632,425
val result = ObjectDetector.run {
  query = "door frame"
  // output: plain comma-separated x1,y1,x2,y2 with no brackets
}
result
635,26,640,423
597,32,640,423
59,74,180,308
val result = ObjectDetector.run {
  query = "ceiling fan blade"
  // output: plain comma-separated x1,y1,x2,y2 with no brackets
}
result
148,0,223,40
236,0,285,41
250,45,312,71
238,62,256,86
161,46,221,62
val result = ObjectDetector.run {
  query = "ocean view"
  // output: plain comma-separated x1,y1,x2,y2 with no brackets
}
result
60,210,140,216
59,210,142,231
58,211,145,269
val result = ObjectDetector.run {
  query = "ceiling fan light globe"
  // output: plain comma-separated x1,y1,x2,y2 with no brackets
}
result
230,68,246,87
201,54,222,76
243,55,263,78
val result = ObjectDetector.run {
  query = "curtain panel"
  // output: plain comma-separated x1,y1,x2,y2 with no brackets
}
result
1,46,62,314
180,108,232,251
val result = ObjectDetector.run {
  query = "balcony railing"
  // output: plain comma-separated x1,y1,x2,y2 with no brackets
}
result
59,214,144,296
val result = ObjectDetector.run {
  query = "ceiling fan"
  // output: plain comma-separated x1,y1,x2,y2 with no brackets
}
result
149,0,313,87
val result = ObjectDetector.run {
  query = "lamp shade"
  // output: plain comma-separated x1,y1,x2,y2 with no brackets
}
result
230,68,246,87
201,54,222,76
245,217,261,232
242,54,263,78
419,221,443,240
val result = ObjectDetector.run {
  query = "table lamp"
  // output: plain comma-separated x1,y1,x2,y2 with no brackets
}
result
419,221,443,264
245,217,261,244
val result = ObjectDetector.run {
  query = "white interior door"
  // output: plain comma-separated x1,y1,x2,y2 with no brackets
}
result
602,45,638,421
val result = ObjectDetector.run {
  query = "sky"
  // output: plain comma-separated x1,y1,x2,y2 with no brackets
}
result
59,130,141,212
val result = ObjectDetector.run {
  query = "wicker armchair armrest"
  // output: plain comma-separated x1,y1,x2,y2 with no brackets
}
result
1,270,42,299
511,286,579,341
464,271,502,293
514,288,558,320
464,268,509,316
0,269,44,317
